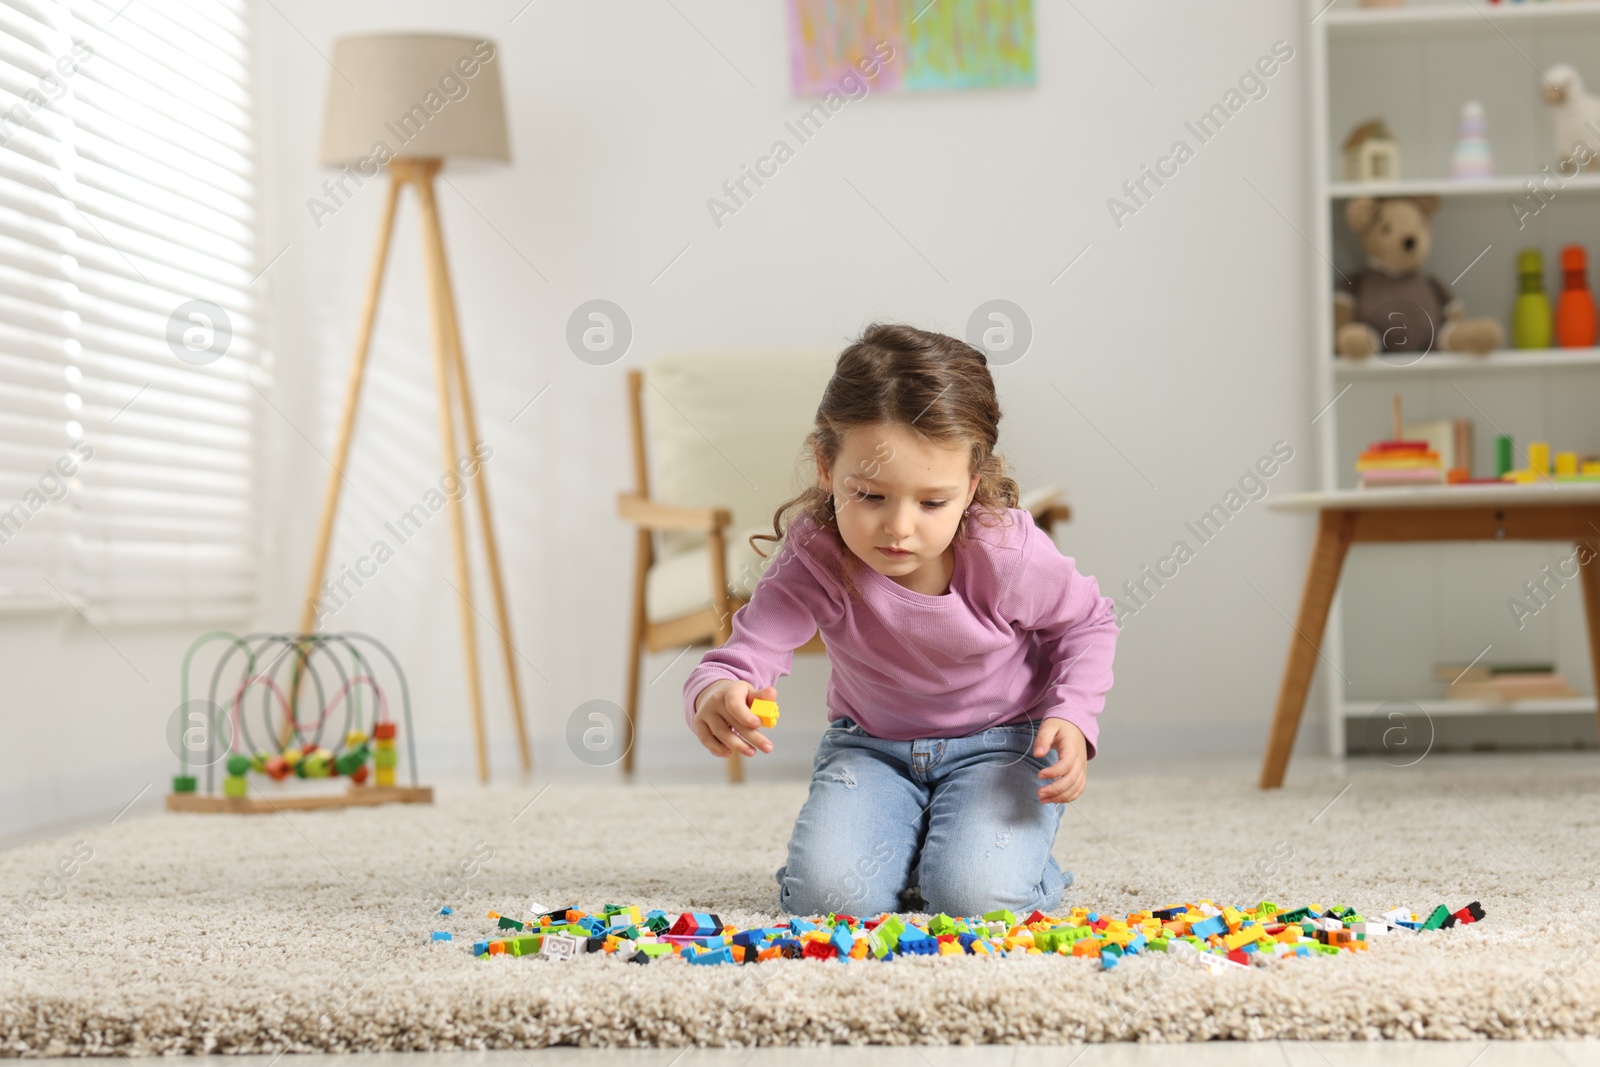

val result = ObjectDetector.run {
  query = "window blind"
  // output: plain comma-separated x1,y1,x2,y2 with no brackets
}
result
0,0,260,623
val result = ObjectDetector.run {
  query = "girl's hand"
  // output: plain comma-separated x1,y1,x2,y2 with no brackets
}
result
1033,718,1087,804
692,680,776,759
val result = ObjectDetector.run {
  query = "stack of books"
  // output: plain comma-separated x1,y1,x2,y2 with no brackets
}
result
1433,661,1577,702
1405,417,1473,483
1357,440,1443,488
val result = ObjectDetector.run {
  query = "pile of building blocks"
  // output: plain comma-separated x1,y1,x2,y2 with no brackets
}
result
443,899,1484,970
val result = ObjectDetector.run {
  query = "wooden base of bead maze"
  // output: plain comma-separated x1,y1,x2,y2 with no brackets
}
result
166,784,434,813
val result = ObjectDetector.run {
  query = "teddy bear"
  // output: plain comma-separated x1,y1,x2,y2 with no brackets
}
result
1334,196,1504,358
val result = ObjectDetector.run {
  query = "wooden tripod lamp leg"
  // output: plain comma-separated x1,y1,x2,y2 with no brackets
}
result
622,370,651,777
1576,539,1600,740
420,177,533,775
285,172,404,748
1259,509,1355,789
622,527,650,776
412,160,491,783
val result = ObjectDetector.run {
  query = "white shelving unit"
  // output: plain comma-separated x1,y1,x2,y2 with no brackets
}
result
1329,175,1600,198
1344,696,1597,717
1326,0,1600,36
1309,0,1600,756
1333,346,1600,375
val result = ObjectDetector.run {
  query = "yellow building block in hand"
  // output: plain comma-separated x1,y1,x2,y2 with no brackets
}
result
750,698,779,728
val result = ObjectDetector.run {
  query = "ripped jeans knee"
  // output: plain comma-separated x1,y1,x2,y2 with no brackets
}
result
822,766,858,789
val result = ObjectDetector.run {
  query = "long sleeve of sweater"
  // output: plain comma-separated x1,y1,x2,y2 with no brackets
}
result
681,521,841,726
681,507,1118,754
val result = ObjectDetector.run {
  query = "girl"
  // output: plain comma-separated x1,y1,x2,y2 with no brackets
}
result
682,323,1119,919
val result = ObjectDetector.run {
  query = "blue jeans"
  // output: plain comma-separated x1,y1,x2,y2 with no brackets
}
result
775,715,1073,918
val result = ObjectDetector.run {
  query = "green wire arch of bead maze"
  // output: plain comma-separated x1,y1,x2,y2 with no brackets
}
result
178,630,254,792
178,630,420,793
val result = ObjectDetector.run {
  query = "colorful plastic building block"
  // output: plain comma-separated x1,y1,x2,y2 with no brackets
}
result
542,934,582,961
750,698,779,728
669,912,723,937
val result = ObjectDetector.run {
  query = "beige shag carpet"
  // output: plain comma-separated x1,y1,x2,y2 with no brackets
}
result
3,762,1600,1054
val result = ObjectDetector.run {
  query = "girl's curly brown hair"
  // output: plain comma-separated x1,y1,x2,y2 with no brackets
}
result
750,322,1020,599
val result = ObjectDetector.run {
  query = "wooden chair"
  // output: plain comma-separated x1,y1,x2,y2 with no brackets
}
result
617,353,1073,783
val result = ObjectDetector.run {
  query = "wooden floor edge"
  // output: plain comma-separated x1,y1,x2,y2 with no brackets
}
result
165,786,435,813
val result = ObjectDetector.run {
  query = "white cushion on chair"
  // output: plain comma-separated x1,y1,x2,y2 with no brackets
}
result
645,524,777,624
643,351,838,560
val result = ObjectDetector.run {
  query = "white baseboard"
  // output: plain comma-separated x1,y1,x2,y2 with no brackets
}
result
0,755,170,847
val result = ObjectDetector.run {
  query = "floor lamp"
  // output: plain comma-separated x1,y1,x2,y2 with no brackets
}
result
302,33,531,782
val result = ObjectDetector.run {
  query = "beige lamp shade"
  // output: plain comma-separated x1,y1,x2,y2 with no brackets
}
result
320,33,510,167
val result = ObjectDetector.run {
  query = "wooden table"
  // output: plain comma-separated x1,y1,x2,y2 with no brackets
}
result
1259,483,1600,788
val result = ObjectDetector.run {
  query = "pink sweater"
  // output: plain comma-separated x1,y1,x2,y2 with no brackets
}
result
682,506,1119,757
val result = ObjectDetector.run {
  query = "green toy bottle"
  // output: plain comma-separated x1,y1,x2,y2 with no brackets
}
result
1513,248,1552,350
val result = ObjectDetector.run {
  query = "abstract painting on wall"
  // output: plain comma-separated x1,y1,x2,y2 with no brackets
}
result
787,0,1036,95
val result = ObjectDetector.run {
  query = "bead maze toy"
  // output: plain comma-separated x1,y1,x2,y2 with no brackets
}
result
166,631,433,813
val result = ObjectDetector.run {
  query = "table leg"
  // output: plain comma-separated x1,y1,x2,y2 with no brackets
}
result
1577,540,1600,740
1259,509,1356,789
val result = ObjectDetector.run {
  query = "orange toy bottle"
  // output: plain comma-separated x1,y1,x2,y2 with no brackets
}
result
1555,244,1598,348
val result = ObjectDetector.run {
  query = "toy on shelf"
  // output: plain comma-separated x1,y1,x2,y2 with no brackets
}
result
1449,101,1494,180
1342,119,1400,182
1541,64,1600,174
1350,400,1600,490
1513,248,1554,350
1555,244,1598,348
1353,445,1435,487
750,698,779,729
1334,197,1503,359
456,897,1484,969
1356,396,1444,488
167,631,432,813
1496,434,1600,484
1434,659,1576,702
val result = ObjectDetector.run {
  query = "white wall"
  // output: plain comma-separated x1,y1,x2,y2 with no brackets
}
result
4,0,1327,835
